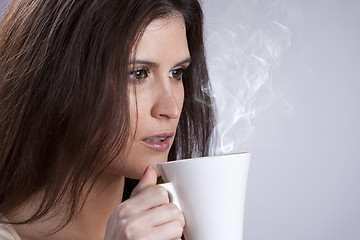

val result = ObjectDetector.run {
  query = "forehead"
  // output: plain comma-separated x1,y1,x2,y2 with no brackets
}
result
133,15,189,61
146,14,186,32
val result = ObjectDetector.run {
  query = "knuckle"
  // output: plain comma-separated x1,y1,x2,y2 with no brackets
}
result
179,213,186,227
167,203,179,213
167,203,185,226
117,202,131,218
155,186,169,203
120,218,137,239
172,221,184,237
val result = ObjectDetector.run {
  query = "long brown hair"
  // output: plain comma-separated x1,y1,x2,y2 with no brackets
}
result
0,0,214,227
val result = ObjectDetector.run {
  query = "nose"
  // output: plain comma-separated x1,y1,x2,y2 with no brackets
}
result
150,81,183,120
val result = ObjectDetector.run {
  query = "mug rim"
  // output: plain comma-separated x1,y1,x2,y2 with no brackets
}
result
157,152,250,166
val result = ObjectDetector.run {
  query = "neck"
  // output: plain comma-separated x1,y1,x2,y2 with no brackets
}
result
11,175,125,240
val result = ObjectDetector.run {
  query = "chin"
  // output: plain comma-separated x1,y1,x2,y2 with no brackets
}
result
128,154,169,179
147,153,169,167
110,143,171,179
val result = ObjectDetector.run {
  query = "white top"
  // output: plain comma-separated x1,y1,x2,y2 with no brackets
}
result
0,222,21,240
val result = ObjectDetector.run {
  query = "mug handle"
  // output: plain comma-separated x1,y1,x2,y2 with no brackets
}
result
158,182,183,211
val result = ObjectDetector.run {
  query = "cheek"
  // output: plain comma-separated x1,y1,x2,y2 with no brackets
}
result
128,86,139,134
127,85,152,137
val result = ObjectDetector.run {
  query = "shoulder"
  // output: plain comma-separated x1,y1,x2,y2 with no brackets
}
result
0,221,21,240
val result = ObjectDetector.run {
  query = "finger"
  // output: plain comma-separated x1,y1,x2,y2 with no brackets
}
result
147,221,184,240
117,218,183,240
131,165,158,197
117,185,169,218
135,203,185,228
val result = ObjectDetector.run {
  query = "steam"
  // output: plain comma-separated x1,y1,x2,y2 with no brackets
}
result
204,0,302,156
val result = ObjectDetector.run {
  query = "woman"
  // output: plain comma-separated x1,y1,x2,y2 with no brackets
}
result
0,0,214,239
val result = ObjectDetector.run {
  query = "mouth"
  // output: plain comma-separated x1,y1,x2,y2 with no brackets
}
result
141,133,174,151
143,136,168,143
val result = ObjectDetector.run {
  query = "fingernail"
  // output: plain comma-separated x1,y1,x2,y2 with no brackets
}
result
143,165,151,176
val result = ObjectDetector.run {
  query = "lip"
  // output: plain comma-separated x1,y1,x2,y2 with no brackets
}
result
141,132,174,152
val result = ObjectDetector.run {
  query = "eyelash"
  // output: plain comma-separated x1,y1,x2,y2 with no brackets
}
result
129,67,150,82
129,66,187,83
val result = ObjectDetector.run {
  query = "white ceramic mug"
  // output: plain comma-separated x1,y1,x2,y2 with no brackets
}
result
157,152,251,240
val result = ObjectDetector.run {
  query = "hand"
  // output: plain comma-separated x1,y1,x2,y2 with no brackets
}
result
104,165,185,240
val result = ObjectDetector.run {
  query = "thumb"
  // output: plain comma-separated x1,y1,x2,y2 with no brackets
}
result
131,165,157,197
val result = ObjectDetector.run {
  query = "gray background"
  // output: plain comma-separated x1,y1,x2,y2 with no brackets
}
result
1,0,359,239
203,0,360,239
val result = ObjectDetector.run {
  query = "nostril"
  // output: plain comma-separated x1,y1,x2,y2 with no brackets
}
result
150,82,184,120
152,96,182,120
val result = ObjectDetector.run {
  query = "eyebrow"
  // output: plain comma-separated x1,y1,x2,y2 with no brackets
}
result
130,57,191,68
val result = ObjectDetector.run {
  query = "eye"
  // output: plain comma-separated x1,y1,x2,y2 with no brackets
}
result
129,68,149,81
169,68,184,81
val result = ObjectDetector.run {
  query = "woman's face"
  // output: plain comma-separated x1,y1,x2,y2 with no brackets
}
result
117,15,190,179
